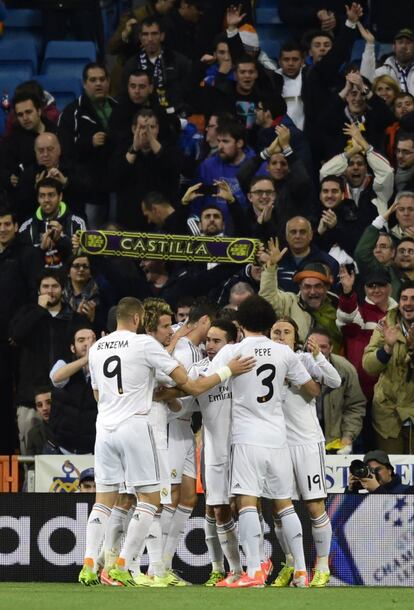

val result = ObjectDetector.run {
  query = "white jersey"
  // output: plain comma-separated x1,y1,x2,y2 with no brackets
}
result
210,336,312,448
170,337,204,424
283,351,341,446
192,358,232,466
89,330,179,431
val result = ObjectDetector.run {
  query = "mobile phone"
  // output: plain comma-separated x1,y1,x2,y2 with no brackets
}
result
198,184,218,196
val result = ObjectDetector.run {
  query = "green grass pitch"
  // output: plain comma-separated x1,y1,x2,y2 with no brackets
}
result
0,584,411,610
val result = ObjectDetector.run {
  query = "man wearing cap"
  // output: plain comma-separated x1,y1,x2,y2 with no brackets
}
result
79,468,96,493
363,281,414,454
375,29,414,95
260,238,342,352
346,450,412,493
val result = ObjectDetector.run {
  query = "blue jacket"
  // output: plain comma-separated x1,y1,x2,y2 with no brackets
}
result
191,148,256,227
277,245,340,293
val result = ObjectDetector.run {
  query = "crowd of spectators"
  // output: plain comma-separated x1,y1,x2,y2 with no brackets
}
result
1,0,414,462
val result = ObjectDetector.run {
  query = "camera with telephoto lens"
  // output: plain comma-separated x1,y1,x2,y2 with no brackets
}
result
349,459,377,490
349,459,374,479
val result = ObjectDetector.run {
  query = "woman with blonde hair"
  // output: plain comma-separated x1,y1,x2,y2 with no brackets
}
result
372,74,401,107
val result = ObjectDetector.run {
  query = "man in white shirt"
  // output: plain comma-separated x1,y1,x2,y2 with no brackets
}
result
209,295,320,588
195,320,243,587
162,300,217,580
270,318,341,588
79,297,254,586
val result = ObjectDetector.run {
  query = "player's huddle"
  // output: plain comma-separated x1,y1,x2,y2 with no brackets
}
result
79,294,340,589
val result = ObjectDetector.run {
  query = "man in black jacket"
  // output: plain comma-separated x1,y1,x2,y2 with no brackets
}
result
49,327,97,454
15,132,92,221
9,269,87,455
111,108,180,230
19,177,86,268
2,92,58,205
121,16,192,114
58,63,118,228
0,205,42,453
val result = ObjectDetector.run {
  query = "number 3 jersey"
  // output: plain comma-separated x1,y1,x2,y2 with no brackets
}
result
209,336,312,449
89,330,179,430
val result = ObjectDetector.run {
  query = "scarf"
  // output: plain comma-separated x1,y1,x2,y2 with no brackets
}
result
395,164,414,192
395,60,413,92
138,50,169,108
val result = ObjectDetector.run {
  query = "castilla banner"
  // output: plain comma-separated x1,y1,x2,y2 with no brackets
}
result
78,230,260,264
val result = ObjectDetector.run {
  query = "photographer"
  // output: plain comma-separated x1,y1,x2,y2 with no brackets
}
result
346,450,412,493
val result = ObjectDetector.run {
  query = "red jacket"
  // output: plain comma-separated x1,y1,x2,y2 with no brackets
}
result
336,292,397,400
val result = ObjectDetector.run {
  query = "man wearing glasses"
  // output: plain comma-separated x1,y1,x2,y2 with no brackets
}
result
19,176,86,269
355,198,414,298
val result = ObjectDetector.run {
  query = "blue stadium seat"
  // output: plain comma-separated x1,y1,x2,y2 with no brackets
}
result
260,39,281,60
0,40,37,81
256,8,282,25
4,8,43,28
35,75,82,111
2,9,43,53
42,41,96,76
377,43,393,60
350,39,381,64
0,76,26,99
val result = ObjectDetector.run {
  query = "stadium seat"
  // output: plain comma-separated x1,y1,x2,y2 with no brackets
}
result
0,76,26,100
1,8,43,53
0,40,37,81
3,8,42,28
256,8,282,25
35,75,82,111
259,38,281,60
350,39,381,65
42,41,96,76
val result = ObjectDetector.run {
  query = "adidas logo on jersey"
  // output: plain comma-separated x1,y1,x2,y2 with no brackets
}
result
293,533,303,539
233,483,241,489
90,518,101,525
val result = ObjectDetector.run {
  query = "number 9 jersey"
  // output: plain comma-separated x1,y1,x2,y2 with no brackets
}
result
89,330,179,431
209,336,312,448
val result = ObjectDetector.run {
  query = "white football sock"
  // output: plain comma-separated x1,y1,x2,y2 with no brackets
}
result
216,519,242,574
238,507,261,578
104,506,129,570
311,511,331,571
160,504,175,549
117,503,157,571
278,506,306,572
84,503,111,570
146,513,166,577
204,515,224,572
258,511,266,562
163,504,193,570
273,515,294,567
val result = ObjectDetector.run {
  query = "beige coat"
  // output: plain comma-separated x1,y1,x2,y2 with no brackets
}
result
322,354,366,443
362,309,414,439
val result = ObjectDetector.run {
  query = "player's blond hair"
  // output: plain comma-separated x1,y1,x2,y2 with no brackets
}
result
116,297,144,322
143,298,173,332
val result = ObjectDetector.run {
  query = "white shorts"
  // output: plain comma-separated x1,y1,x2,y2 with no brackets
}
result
289,442,327,501
95,416,160,490
230,443,293,500
168,419,196,484
205,463,230,506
